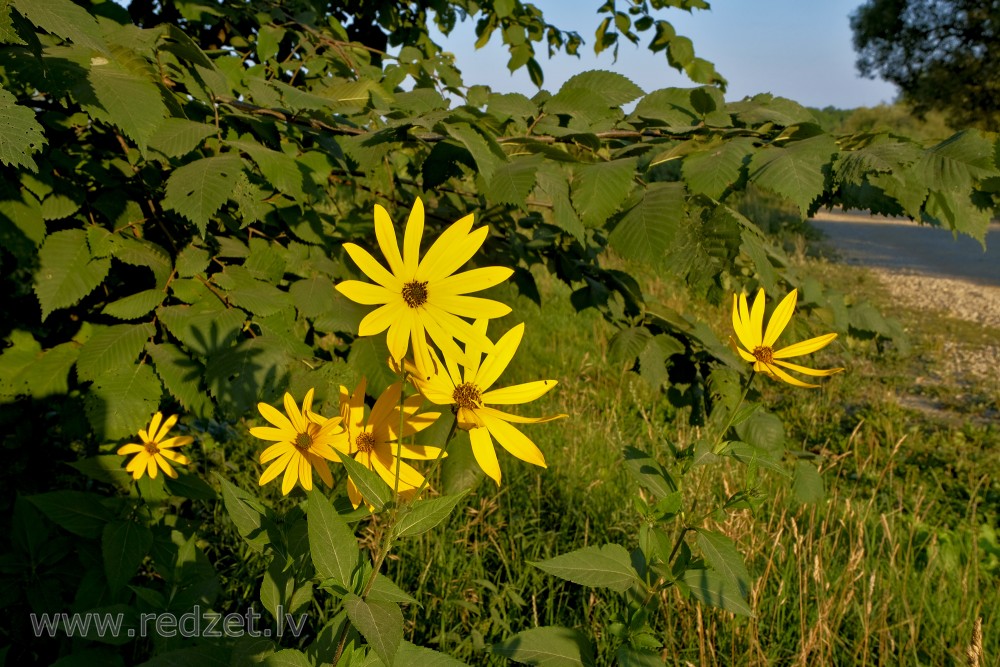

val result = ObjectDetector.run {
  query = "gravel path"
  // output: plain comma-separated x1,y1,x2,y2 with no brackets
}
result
810,211,1000,386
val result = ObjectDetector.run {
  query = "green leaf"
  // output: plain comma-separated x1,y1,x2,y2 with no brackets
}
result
793,460,825,504
493,626,596,667
163,155,244,235
487,156,540,206
69,454,133,489
84,362,162,439
623,446,677,499
561,70,643,107
163,470,216,501
748,135,837,215
307,488,361,590
228,140,306,202
695,529,750,598
103,519,153,591
734,411,785,453
367,576,417,605
263,649,312,667
608,181,686,263
12,0,105,52
2,340,79,400
681,568,753,616
213,265,291,316
158,301,246,357
682,137,755,200
917,129,998,191
146,342,213,417
0,86,46,170
394,642,471,666
113,237,172,287
204,335,292,414
637,333,684,389
102,289,164,320
148,118,217,158
608,326,651,366
28,490,114,538
76,322,155,382
446,123,505,181
34,228,112,320
0,192,45,247
218,476,277,554
338,453,393,512
175,243,211,277
343,594,403,667
571,159,635,227
82,47,167,152
530,544,641,592
393,490,469,538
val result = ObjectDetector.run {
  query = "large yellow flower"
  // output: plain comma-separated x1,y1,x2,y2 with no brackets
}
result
410,320,566,487
118,412,193,480
732,288,844,388
335,198,513,370
339,378,443,508
252,388,349,495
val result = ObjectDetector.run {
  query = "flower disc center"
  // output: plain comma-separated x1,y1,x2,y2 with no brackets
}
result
143,440,160,455
401,280,429,308
294,432,313,450
452,382,482,410
356,431,375,453
752,346,774,364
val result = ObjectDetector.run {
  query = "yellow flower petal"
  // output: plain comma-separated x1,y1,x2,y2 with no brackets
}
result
281,454,300,495
368,382,401,433
158,449,190,465
469,426,501,486
738,292,753,346
417,223,488,283
371,453,424,489
284,392,305,433
147,412,163,442
456,406,486,429
480,412,547,468
117,443,143,455
732,294,757,352
402,197,425,276
771,359,844,377
432,266,513,296
260,441,290,463
335,280,396,305
429,294,511,320
157,436,193,449
479,405,566,425
773,332,838,359
308,451,334,487
474,323,524,393
260,450,294,486
482,380,557,405
358,302,397,337
298,455,313,491
415,213,477,282
391,442,446,460
762,289,798,347
250,427,292,442
258,402,294,431
763,362,820,388
154,413,179,442
146,456,158,479
344,243,402,290
749,289,766,347
374,204,405,277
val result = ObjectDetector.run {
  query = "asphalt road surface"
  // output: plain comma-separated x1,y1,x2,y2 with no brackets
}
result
809,211,1000,288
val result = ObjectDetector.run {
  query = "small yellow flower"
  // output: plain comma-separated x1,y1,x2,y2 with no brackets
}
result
117,412,193,480
731,288,844,388
335,198,513,371
252,388,349,495
339,378,443,508
410,320,566,487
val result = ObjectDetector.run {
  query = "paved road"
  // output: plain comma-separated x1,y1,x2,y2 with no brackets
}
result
809,211,1000,288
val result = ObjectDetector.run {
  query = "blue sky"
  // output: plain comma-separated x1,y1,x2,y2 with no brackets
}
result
430,0,898,109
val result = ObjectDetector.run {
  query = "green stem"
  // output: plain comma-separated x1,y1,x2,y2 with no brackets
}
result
411,416,458,501
712,370,756,454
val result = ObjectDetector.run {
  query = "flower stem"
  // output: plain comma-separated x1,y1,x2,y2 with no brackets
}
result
712,370,756,454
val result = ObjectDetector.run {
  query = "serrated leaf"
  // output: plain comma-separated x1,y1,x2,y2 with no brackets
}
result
163,155,244,235
289,276,335,318
34,228,111,320
394,642,471,666
113,237,172,287
608,326,651,366
531,544,640,592
175,243,210,277
493,626,596,667
793,460,825,504
343,594,403,667
158,302,245,357
393,491,469,538
263,649,311,667
102,289,164,320
81,47,167,152
748,135,837,215
695,529,750,598
307,488,362,589
623,446,677,499
682,137,755,199
164,470,216,501
681,568,753,616
217,476,278,554
77,323,154,382
69,454,133,489
917,130,998,191
367,576,417,605
15,342,79,399
103,519,153,591
213,265,291,316
338,453,393,512
0,192,45,246
28,490,114,538
84,362,162,439
608,181,686,263
726,93,815,127
148,118,216,158
146,342,213,417
228,139,306,202
12,0,105,52
204,335,291,414
734,411,785,452
487,156,540,206
571,159,635,227
0,86,46,170
561,70,643,107
446,123,504,181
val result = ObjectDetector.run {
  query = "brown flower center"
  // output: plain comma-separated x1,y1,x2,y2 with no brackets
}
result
452,382,482,410
144,440,159,455
752,346,774,365
356,431,375,453
401,280,429,308
294,432,313,450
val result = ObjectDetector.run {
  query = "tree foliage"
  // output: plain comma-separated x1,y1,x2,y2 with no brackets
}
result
851,0,1000,131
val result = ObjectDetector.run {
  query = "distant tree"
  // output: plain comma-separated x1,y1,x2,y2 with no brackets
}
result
851,0,1000,131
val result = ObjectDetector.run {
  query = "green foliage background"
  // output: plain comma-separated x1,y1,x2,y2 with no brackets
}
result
0,0,997,665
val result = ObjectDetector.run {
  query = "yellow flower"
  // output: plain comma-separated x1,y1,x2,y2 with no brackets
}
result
117,412,193,480
252,388,349,495
335,198,513,371
731,288,844,388
410,320,566,487
339,378,443,508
